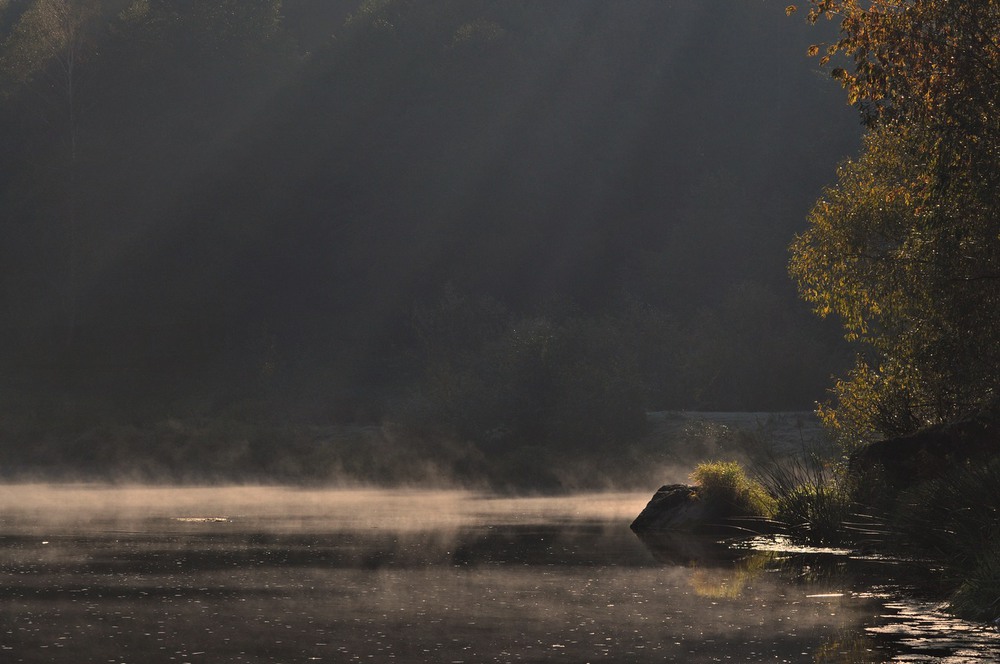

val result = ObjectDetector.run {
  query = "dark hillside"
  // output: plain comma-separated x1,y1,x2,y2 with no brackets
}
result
0,1,859,428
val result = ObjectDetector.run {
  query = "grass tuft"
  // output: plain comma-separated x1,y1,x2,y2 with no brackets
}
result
690,460,776,518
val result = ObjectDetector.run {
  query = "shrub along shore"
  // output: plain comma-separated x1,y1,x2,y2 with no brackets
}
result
684,426,1000,625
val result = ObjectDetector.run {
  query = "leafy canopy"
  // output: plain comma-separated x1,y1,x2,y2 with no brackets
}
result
787,1,999,127
788,0,1000,444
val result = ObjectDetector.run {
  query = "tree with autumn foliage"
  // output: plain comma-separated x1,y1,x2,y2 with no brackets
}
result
787,0,1000,446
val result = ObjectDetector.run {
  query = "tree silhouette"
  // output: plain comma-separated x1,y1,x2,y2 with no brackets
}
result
1,0,102,344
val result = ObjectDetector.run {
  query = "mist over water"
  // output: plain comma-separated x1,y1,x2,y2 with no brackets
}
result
1,486,997,662
0,484,648,532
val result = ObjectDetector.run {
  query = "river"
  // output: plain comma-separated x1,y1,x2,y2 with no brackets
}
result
0,485,996,662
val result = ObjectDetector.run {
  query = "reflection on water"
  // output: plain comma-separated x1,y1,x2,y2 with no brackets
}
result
0,485,996,662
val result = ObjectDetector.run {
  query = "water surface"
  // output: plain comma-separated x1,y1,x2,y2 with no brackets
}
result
0,485,996,662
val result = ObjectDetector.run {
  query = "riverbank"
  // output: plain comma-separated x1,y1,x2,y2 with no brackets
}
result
0,409,825,490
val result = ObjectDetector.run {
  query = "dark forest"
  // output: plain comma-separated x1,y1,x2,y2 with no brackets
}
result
0,0,860,482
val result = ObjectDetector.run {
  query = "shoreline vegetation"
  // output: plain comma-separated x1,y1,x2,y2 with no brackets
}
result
679,430,1000,625
778,0,1000,627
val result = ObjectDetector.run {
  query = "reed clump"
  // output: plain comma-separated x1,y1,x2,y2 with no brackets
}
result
949,541,1000,623
749,442,854,546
